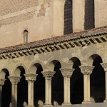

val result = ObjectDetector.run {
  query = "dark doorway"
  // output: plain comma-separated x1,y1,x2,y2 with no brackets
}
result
71,58,83,104
17,67,28,107
64,0,73,34
52,61,64,105
91,55,105,102
2,70,11,107
34,64,45,106
85,0,95,30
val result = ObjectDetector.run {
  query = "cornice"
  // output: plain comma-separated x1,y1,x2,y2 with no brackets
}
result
0,26,107,59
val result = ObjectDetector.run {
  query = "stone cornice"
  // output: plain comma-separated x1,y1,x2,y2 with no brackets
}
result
0,27,107,59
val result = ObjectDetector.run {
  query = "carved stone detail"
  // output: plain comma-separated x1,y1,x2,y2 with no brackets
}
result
42,71,55,78
25,74,37,81
80,65,94,75
60,68,74,78
9,76,20,85
101,63,107,72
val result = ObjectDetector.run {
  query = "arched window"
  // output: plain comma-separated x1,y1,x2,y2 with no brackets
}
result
85,0,95,30
23,30,28,44
64,0,73,35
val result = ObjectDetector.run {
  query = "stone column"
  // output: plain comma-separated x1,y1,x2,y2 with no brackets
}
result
25,74,37,107
101,63,107,102
80,66,94,103
42,71,55,105
61,68,74,105
0,79,5,107
9,76,20,107
72,0,85,32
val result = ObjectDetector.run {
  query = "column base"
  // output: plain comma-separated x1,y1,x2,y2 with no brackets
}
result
43,104,53,107
62,103,72,106
26,105,35,107
104,99,107,103
82,101,92,104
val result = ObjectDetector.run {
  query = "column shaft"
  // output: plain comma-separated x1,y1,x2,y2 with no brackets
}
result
9,76,20,107
80,65,93,103
42,71,54,105
11,84,17,107
64,77,68,104
25,74,36,107
28,81,34,106
84,75,88,102
67,77,70,103
45,78,51,105
83,74,91,103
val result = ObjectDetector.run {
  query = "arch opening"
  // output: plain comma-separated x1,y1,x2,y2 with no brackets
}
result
52,60,64,105
34,63,45,106
2,69,11,107
90,55,105,102
17,66,28,107
70,58,83,104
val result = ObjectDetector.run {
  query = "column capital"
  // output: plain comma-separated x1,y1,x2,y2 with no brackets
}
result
25,74,37,81
9,76,20,85
80,65,94,75
101,63,107,72
0,79,5,86
60,68,74,78
42,71,55,79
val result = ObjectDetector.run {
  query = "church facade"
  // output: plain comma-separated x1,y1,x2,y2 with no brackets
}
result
0,0,107,107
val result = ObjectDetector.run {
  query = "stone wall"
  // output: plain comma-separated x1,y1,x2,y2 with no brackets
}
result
0,0,107,48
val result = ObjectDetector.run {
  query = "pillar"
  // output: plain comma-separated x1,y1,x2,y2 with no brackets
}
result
80,65,94,103
25,74,37,107
9,76,20,107
0,79,5,107
61,68,74,105
42,71,55,105
101,63,107,102
72,0,85,32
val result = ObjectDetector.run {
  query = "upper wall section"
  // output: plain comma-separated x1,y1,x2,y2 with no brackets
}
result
95,0,107,27
0,0,37,16
0,0,107,48
0,0,54,48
